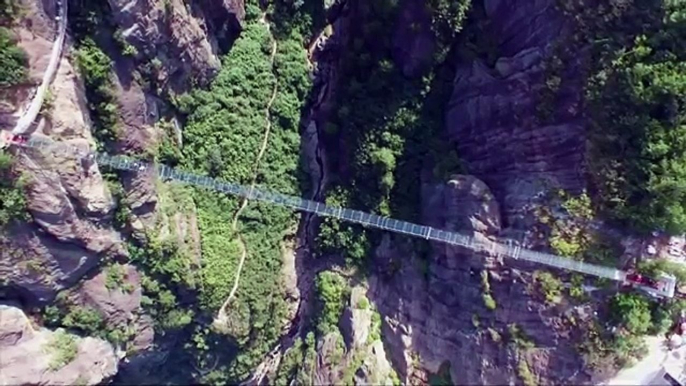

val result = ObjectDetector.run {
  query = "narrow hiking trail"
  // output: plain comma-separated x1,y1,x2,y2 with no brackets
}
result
216,18,278,323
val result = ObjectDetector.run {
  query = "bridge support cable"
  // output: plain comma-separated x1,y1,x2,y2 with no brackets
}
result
20,136,628,283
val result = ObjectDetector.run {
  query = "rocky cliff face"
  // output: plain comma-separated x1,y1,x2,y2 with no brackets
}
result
107,0,244,94
446,0,585,223
367,0,599,384
0,304,118,385
0,0,126,305
308,285,396,385
370,175,593,385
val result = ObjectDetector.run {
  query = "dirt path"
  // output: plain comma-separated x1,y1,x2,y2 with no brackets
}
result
241,21,340,385
217,19,278,321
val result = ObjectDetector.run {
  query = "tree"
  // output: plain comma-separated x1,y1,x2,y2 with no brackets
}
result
315,271,348,334
0,150,26,227
610,293,652,335
0,27,26,87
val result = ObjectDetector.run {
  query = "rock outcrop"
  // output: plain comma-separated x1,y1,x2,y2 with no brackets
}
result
307,284,395,385
446,0,586,223
0,304,118,385
370,175,593,385
74,264,155,353
0,0,126,305
391,0,435,77
107,0,244,94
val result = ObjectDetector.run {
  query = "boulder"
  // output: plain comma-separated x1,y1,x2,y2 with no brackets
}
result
354,340,394,385
0,304,118,385
78,264,142,328
340,286,372,350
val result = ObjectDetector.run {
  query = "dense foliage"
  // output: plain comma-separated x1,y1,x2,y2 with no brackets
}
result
74,39,119,150
0,27,26,87
0,150,27,228
170,2,312,380
315,271,348,334
610,293,652,335
316,0,471,266
570,0,686,234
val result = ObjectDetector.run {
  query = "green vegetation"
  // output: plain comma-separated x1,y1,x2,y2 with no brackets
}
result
273,338,304,386
104,264,126,291
533,271,563,304
538,191,622,266
507,324,535,350
74,38,119,150
481,271,497,310
62,306,105,336
315,0,471,267
0,0,22,23
0,27,27,87
0,150,27,228
315,271,348,335
45,329,78,371
274,331,319,386
150,1,313,380
561,0,686,234
368,309,382,344
356,296,370,310
569,274,586,300
578,291,678,369
517,360,537,386
578,318,649,369
609,293,652,335
639,258,686,283
342,351,367,386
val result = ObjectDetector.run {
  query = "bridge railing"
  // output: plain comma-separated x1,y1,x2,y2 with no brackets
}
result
20,136,628,284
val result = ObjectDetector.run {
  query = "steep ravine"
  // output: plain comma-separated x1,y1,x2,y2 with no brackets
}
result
243,13,343,384
216,15,278,326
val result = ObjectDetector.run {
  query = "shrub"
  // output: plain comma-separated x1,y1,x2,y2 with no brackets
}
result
356,297,370,310
534,271,563,304
0,150,27,227
315,271,348,334
74,38,119,149
105,264,126,291
482,294,497,310
62,306,104,335
0,27,27,87
46,329,78,371
508,323,535,349
609,293,652,335
517,360,537,386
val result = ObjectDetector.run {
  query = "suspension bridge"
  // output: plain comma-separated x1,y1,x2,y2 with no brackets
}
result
9,133,675,299
2,0,677,298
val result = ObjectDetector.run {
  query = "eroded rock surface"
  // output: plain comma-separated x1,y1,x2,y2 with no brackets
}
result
107,0,244,93
392,0,435,77
0,1,126,304
0,304,118,385
370,174,592,385
446,0,585,222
